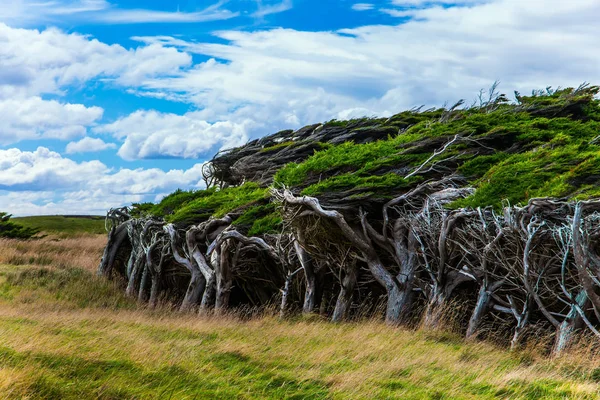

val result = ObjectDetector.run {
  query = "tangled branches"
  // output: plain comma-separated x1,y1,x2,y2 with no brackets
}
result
99,186,600,355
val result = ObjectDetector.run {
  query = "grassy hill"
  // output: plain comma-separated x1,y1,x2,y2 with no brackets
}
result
0,236,599,399
12,215,105,237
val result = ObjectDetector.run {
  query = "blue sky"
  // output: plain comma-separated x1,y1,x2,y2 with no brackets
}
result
0,0,598,215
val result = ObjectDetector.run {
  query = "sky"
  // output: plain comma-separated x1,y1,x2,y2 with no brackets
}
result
0,0,598,216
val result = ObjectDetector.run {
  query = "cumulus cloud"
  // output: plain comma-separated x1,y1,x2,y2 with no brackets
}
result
0,23,191,98
134,0,600,126
0,97,103,144
0,147,206,214
96,110,250,160
65,137,117,154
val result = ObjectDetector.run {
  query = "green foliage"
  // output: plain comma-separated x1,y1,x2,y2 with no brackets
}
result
169,183,269,224
129,202,154,218
232,204,282,235
0,213,39,239
277,85,600,208
248,213,282,236
274,133,423,187
12,216,103,237
302,173,422,197
149,188,212,218
122,84,600,235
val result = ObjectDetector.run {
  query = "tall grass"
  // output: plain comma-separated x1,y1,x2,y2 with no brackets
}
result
0,235,106,271
0,235,600,399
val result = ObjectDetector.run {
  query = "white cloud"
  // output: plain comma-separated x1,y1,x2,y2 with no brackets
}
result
133,0,600,128
0,0,109,25
379,8,418,17
251,0,293,18
93,7,238,24
65,137,117,154
352,3,375,11
0,97,103,144
0,147,206,215
0,23,191,98
0,0,238,26
96,110,250,160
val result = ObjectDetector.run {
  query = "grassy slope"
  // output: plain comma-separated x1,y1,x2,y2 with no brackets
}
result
0,237,600,399
13,216,106,237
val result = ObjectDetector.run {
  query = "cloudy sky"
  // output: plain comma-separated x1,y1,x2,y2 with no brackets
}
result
0,0,598,215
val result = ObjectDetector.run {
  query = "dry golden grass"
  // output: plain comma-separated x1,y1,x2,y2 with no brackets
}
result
0,234,600,399
0,234,106,272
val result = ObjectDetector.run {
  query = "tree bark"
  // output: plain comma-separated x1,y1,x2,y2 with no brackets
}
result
332,260,358,322
137,265,149,303
149,274,161,308
164,225,208,312
466,284,491,339
181,270,206,312
215,240,233,313
552,290,587,356
295,240,317,314
98,223,128,278
125,255,144,297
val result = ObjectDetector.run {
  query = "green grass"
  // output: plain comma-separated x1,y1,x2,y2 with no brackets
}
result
13,216,105,237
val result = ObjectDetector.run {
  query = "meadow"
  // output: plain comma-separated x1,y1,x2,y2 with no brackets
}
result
12,216,106,237
1,229,600,398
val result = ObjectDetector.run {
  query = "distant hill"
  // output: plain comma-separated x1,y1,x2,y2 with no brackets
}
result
13,215,105,236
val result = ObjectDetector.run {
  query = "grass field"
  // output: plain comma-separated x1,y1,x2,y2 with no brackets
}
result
12,215,106,237
1,234,600,399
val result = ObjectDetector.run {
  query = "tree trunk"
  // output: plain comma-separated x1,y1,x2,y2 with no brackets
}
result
510,318,528,351
332,261,358,322
98,224,128,278
466,284,492,339
385,284,414,324
294,240,317,314
149,274,161,308
125,251,136,280
280,272,294,318
137,265,149,303
200,274,216,312
423,287,447,329
180,271,206,312
552,290,587,356
215,241,233,313
125,256,143,297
